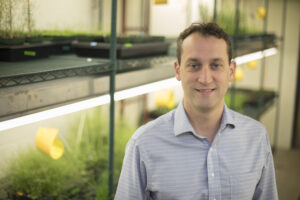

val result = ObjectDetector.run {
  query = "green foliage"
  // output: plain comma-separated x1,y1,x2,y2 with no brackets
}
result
0,0,31,38
225,91,250,113
199,1,262,35
1,106,135,199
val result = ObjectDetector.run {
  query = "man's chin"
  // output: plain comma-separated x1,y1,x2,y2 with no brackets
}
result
193,103,215,112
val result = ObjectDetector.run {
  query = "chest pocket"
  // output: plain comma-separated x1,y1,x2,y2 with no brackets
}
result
229,171,260,200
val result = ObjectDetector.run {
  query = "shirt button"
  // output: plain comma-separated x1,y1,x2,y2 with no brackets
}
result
211,173,215,177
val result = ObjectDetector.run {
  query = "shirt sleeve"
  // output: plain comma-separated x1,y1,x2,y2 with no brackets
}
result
253,133,279,200
114,138,151,200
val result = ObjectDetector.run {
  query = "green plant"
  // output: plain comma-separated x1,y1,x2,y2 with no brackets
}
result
225,91,249,113
26,0,33,35
0,106,135,199
1,148,85,199
199,1,262,35
0,0,41,41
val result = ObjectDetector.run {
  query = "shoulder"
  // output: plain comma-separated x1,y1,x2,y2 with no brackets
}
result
229,108,267,137
224,109,272,155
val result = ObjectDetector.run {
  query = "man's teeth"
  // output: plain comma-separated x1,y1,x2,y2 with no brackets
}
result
199,89,213,92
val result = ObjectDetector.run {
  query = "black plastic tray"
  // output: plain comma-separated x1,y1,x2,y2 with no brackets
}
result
230,33,277,56
72,42,170,59
0,43,52,62
50,41,73,55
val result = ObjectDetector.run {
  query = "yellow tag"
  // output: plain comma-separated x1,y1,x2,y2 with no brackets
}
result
257,7,266,20
154,0,168,5
234,67,244,82
35,127,64,160
247,60,258,69
154,89,175,109
50,138,64,159
24,51,36,56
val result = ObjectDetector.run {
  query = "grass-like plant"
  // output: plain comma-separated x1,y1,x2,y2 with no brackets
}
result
199,1,262,35
1,148,85,199
0,106,135,199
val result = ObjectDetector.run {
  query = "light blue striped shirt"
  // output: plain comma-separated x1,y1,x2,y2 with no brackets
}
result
115,101,278,200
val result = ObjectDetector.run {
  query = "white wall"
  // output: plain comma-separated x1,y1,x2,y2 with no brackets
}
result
32,0,100,32
149,0,187,37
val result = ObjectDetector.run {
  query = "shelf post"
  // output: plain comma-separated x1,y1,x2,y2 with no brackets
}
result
213,0,217,23
257,0,269,119
230,0,240,109
273,0,287,153
109,0,117,199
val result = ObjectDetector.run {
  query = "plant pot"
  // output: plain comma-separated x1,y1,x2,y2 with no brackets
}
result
103,35,165,44
230,33,276,56
75,34,104,43
0,37,26,46
41,35,75,55
25,36,44,44
43,35,75,42
0,42,52,62
72,41,170,59
226,88,276,118
48,41,73,55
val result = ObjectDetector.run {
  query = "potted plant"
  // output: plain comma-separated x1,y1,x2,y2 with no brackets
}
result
0,0,26,45
38,29,79,55
0,0,51,62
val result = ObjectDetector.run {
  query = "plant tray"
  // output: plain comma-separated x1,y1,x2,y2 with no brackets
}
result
50,41,73,55
72,42,170,59
0,43,52,62
231,33,277,56
226,88,276,119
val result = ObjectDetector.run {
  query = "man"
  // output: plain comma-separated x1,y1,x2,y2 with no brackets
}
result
115,22,278,200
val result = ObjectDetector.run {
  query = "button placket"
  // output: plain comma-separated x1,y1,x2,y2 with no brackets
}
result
207,138,221,200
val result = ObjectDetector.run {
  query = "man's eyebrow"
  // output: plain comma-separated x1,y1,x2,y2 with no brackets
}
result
211,58,224,62
186,58,225,63
186,58,200,62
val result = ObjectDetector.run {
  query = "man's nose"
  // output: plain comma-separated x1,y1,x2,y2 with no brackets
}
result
197,66,213,84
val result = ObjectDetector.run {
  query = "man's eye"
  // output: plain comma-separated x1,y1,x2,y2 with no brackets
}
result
211,63,220,69
189,64,198,69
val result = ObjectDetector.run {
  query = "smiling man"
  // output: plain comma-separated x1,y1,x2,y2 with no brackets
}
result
115,22,278,200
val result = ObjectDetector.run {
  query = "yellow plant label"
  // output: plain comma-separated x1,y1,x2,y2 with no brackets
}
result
234,67,244,82
35,127,64,160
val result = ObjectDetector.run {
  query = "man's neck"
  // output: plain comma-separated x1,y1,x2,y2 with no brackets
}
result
184,102,224,143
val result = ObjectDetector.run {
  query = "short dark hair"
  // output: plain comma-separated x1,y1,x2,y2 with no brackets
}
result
176,22,232,64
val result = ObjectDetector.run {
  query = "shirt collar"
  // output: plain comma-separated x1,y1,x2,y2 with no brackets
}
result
174,101,195,136
174,101,235,137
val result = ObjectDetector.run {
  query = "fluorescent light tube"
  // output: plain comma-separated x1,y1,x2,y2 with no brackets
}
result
235,48,277,65
0,78,180,131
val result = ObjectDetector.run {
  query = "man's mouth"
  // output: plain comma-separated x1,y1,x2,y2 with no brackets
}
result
196,88,215,93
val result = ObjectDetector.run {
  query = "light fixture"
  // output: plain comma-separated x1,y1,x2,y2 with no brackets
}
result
234,47,277,65
0,47,277,131
0,78,180,131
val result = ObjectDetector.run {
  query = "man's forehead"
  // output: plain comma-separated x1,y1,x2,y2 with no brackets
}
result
181,33,229,61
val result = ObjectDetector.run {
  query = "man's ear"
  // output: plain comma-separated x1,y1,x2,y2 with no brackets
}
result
229,60,236,82
174,61,181,81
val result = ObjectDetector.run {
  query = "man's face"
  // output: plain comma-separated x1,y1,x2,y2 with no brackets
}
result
174,33,236,113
